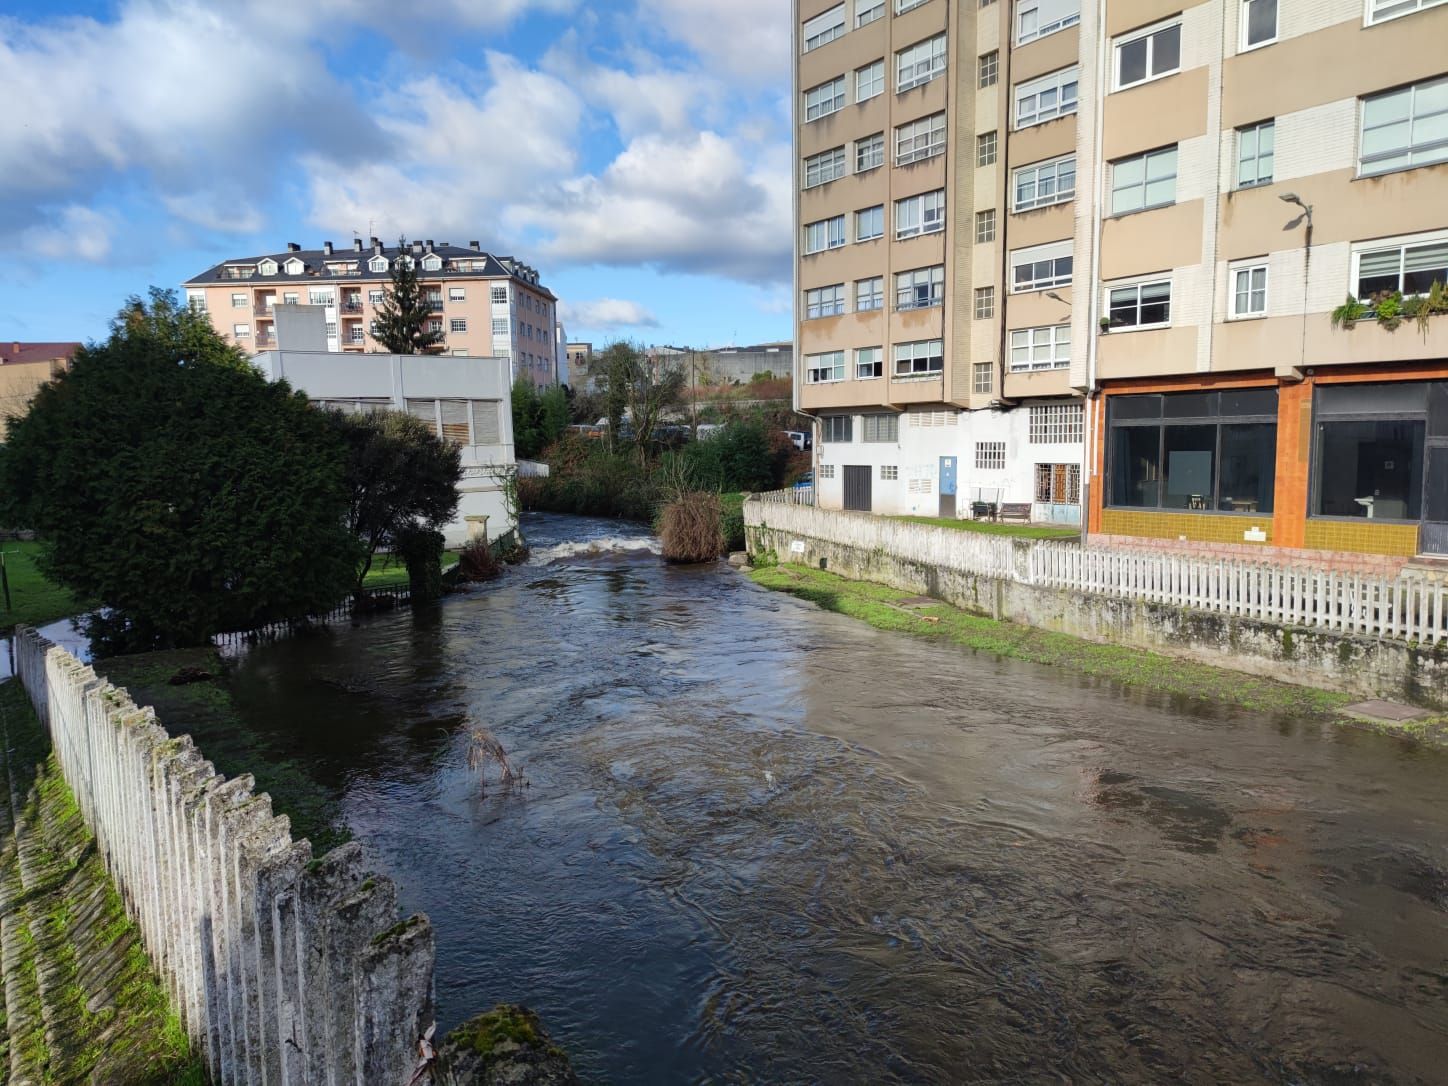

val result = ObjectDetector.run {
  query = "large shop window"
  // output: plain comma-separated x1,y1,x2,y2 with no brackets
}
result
1108,388,1278,513
1313,382,1443,521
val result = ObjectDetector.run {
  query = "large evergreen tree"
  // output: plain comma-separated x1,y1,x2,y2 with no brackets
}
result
0,288,360,649
372,238,443,354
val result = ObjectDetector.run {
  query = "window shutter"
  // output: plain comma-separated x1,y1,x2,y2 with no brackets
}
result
1404,242,1448,275
405,398,439,437
440,399,471,445
471,400,502,445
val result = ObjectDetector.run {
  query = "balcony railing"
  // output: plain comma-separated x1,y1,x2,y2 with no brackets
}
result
255,334,277,348
339,299,364,313
254,304,274,316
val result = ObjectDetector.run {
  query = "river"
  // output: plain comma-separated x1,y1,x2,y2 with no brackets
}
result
206,514,1445,1082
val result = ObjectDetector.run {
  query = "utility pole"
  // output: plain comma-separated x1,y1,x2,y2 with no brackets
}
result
690,349,699,438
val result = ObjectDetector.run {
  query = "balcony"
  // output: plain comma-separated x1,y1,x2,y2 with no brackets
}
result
255,333,277,348
253,304,274,317
348,329,366,344
426,299,444,313
339,299,364,313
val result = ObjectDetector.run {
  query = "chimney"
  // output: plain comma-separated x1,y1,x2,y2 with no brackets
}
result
411,240,423,255
372,237,382,253
352,238,363,252
287,242,301,252
323,241,333,255
425,239,434,252
469,240,481,251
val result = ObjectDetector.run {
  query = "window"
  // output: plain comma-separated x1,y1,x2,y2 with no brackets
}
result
856,132,885,172
805,76,847,121
1035,463,1082,504
1010,324,1071,370
975,209,996,243
857,0,885,26
1108,388,1278,513
1029,402,1084,442
897,0,929,11
895,113,946,164
231,293,247,308
1369,0,1447,21
856,277,884,311
1013,155,1076,211
857,60,885,102
856,347,884,378
368,257,388,273
979,50,999,89
1230,263,1268,318
428,319,443,333
448,287,466,301
803,4,846,51
1114,22,1180,90
1107,278,1172,327
856,205,884,241
472,400,502,445
491,286,508,304
1237,120,1274,187
805,146,847,188
807,352,847,383
233,323,250,337
1017,0,1081,44
895,190,945,238
1110,146,1177,214
1354,234,1448,297
421,255,442,272
897,34,947,92
450,318,468,332
1313,383,1439,521
862,414,899,442
1015,67,1079,128
804,215,846,254
1011,240,1073,292
1241,0,1277,47
977,130,998,165
893,339,943,375
819,463,837,479
284,292,300,305
976,442,1006,470
896,265,945,310
805,285,845,318
974,286,995,319
492,318,508,334
881,465,899,480
821,415,853,442
1359,77,1448,176
973,361,994,393
368,289,384,305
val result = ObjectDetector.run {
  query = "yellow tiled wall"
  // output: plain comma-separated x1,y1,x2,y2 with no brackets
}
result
1099,509,1275,544
1302,519,1420,557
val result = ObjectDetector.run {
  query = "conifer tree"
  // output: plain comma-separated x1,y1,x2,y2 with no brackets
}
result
373,238,443,354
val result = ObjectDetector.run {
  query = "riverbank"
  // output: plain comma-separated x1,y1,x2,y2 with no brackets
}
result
748,562,1448,743
0,542,86,635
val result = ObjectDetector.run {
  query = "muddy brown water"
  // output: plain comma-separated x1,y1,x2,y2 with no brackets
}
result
31,513,1448,1083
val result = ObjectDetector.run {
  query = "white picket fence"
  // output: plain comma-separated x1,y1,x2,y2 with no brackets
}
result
745,496,1448,645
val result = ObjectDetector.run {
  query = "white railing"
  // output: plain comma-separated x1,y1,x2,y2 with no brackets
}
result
745,499,1448,645
757,485,813,507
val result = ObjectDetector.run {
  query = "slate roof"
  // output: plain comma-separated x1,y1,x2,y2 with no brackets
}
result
0,342,82,366
183,242,556,300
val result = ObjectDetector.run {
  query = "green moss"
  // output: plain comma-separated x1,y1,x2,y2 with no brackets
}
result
451,1004,544,1057
370,914,426,947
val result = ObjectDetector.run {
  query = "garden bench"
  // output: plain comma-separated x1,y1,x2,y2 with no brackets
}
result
999,502,1033,522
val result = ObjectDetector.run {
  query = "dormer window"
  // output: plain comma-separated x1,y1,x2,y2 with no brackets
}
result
421,255,443,271
398,255,415,270
283,257,305,275
258,259,278,276
368,256,389,273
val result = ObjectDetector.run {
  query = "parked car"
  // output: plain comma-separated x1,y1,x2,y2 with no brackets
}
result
781,430,811,451
793,471,814,490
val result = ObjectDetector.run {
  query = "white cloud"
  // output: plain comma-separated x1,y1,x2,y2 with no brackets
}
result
636,0,790,80
161,193,266,236
22,205,114,262
559,298,660,329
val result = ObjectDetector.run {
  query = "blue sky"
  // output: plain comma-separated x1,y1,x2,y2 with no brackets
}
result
0,0,792,348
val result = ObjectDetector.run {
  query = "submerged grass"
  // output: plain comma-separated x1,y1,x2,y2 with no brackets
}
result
748,563,1354,717
0,541,88,634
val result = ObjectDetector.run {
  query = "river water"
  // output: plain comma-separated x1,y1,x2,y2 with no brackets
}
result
214,513,1447,1083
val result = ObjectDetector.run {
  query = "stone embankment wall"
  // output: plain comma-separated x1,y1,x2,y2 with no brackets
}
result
13,626,435,1085
747,521,1448,710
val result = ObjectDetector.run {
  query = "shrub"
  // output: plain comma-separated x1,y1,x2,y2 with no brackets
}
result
455,538,503,582
720,492,746,551
659,492,725,563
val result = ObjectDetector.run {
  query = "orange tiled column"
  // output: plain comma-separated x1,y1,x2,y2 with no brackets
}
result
1272,378,1313,550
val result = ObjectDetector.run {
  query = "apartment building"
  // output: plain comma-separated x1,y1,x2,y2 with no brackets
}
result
184,239,563,387
794,0,1448,558
0,342,79,441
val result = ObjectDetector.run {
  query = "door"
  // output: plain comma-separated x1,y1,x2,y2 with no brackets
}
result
938,456,958,519
843,465,872,512
1422,445,1448,555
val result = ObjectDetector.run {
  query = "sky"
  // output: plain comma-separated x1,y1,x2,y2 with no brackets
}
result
0,0,793,349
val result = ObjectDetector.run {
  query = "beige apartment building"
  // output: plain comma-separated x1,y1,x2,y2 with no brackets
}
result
794,0,1448,559
0,342,79,441
184,239,563,387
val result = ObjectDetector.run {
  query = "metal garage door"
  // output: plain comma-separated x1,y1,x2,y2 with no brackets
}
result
843,465,872,512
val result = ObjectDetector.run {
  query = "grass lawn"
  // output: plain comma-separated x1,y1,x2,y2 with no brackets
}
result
889,515,1079,540
0,541,87,634
360,550,460,590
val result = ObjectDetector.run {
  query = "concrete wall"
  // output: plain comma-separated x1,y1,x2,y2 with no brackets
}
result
12,626,436,1086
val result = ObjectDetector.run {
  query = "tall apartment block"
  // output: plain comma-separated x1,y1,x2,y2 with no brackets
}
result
184,239,563,387
794,0,1448,560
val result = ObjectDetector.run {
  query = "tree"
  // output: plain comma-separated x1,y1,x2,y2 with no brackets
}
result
0,289,359,649
372,238,443,354
596,341,685,457
325,409,462,591
511,377,570,459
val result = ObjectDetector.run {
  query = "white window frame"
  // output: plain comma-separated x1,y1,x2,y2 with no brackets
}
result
1110,145,1178,215
232,323,250,337
1228,262,1269,319
897,0,930,12
804,146,848,188
1113,20,1181,92
861,413,899,442
856,277,885,311
895,112,946,164
893,338,944,376
1029,402,1084,443
1236,120,1274,188
491,286,508,304
895,265,945,310
1014,66,1079,129
1013,154,1077,211
856,0,885,27
258,259,278,275
368,257,388,273
1009,324,1072,371
283,258,305,275
896,34,947,92
975,442,1006,470
973,362,994,394
803,4,846,52
421,255,443,271
1365,0,1445,26
856,132,885,172
804,215,847,254
308,290,334,306
1358,76,1448,177
450,317,469,333
1105,277,1173,330
230,293,247,308
804,76,847,122
856,60,885,102
804,284,846,319
1016,0,1081,45
448,287,466,301
856,346,884,379
1010,240,1073,292
894,189,946,239
1350,229,1448,298
807,351,847,384
856,205,885,241
1240,0,1278,50
881,464,899,480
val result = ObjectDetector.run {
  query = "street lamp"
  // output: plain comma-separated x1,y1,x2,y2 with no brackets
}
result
1278,192,1313,227
1280,193,1314,378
